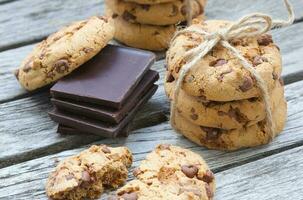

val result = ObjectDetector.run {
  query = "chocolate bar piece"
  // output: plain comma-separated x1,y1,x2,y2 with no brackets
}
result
49,85,158,137
51,45,156,109
51,70,159,124
57,125,131,137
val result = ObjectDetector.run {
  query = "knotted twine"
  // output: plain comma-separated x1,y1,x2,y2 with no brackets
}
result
171,0,295,141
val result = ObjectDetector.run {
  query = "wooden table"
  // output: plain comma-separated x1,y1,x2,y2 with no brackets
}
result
1,0,303,199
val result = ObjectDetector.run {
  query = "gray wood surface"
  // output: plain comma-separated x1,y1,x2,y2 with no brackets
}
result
1,0,303,199
1,132,302,200
0,0,302,52
215,146,303,200
1,78,303,169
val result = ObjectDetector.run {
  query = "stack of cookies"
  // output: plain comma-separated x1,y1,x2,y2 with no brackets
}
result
165,20,287,151
105,0,207,51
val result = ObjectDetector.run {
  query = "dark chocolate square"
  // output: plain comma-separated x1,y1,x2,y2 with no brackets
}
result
51,45,156,109
48,85,158,137
51,70,159,124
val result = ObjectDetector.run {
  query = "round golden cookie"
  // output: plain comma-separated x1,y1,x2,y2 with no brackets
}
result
166,20,282,101
124,0,176,4
165,79,284,130
113,144,215,200
173,97,287,151
15,16,114,91
109,13,176,51
105,0,206,26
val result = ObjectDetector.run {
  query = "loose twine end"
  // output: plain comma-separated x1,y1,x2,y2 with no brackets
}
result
170,0,295,142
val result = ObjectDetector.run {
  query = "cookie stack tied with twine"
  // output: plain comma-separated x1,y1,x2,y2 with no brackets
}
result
105,0,207,51
165,0,294,151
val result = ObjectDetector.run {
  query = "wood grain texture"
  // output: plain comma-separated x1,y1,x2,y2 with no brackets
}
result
215,146,303,200
1,21,303,102
1,77,303,169
0,0,302,52
1,130,303,199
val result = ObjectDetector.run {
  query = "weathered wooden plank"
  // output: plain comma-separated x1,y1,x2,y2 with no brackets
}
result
1,21,303,103
1,126,303,199
215,146,303,200
0,0,302,52
206,0,303,22
1,76,303,169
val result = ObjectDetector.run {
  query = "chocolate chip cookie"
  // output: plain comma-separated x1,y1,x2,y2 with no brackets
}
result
124,0,175,4
106,0,206,26
166,20,282,101
46,145,132,200
15,16,114,91
165,79,284,129
110,144,215,200
173,96,287,150
108,12,176,51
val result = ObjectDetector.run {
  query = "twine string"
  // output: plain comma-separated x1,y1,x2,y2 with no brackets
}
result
171,0,294,141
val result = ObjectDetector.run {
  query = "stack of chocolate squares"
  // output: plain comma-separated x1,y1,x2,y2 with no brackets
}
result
49,45,159,138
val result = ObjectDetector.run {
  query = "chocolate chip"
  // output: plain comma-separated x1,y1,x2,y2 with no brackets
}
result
272,72,279,80
201,127,222,140
253,55,268,66
227,107,248,123
122,11,136,21
205,184,214,198
101,146,111,154
191,108,196,113
198,170,214,183
54,59,69,74
279,77,284,86
112,13,119,19
140,4,150,11
65,174,74,180
158,144,171,150
166,73,175,83
23,60,33,73
121,192,138,200
218,68,232,82
190,113,199,120
239,76,253,92
82,47,94,54
209,59,227,67
133,168,141,176
186,75,195,83
14,69,19,80
81,171,91,182
181,165,199,178
46,71,56,79
98,16,108,22
257,34,273,46
180,5,187,16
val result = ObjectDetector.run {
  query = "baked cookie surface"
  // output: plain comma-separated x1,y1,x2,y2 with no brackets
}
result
110,144,215,200
173,97,287,150
15,16,114,91
124,0,176,4
106,0,206,26
165,79,284,129
46,145,132,200
109,13,176,51
166,20,282,101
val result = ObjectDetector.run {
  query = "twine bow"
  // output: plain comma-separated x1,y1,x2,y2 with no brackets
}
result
171,0,294,141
